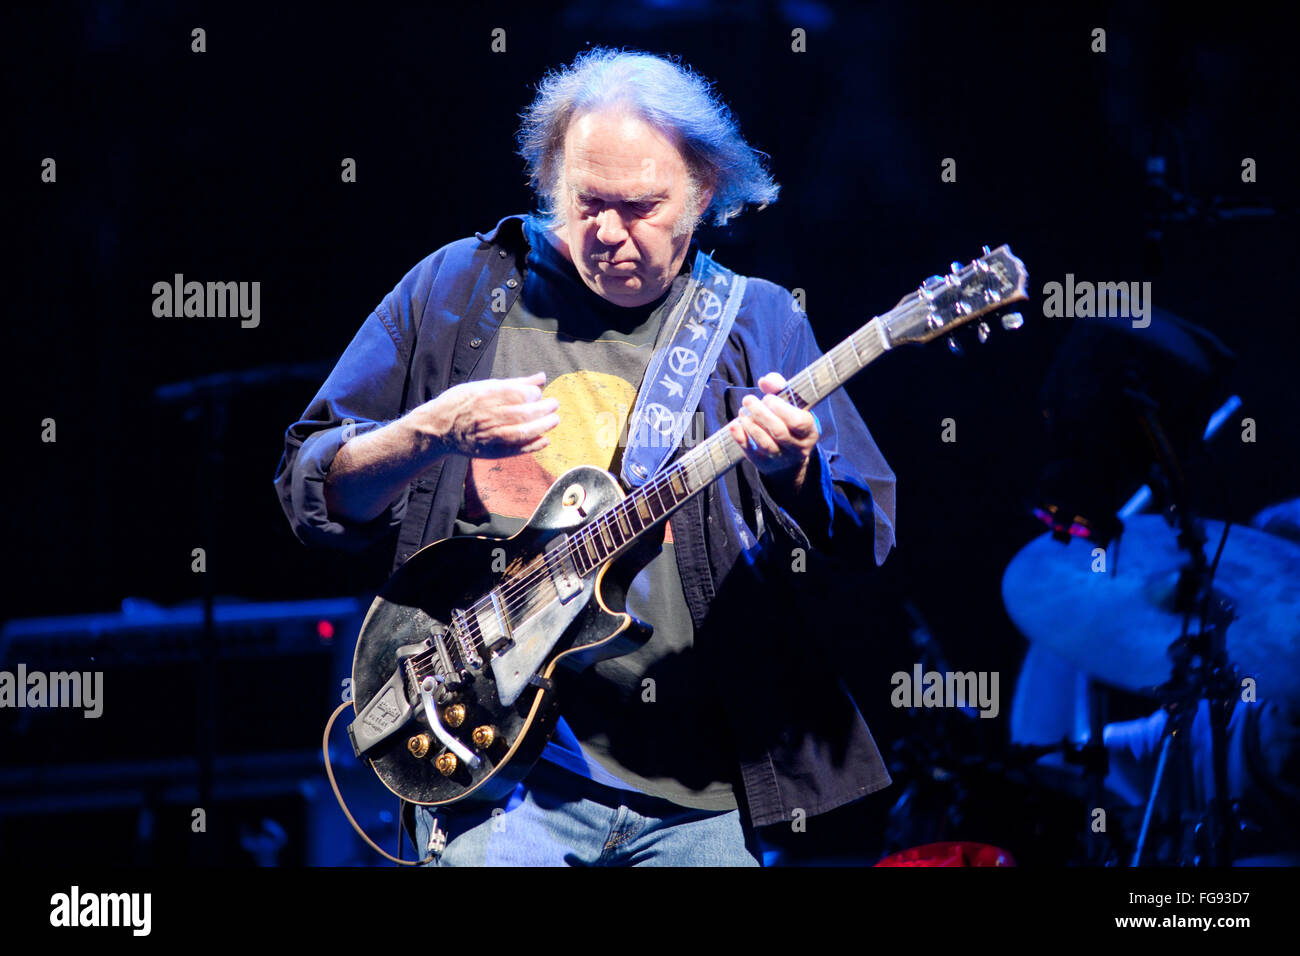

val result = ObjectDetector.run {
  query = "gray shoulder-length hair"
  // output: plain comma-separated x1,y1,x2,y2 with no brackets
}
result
517,48,780,228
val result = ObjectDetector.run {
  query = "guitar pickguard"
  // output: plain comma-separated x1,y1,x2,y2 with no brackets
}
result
487,468,624,704
488,561,592,706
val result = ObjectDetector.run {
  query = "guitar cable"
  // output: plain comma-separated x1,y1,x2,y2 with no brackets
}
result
323,701,435,865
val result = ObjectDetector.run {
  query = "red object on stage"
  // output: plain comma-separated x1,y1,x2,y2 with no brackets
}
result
875,842,1016,867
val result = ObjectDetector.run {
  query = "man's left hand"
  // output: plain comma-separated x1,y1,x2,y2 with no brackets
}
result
727,372,820,493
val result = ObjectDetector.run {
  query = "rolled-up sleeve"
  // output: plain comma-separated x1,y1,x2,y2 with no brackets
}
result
273,303,415,552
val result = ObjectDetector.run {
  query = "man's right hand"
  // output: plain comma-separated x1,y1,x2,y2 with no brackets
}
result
407,371,560,458
323,372,558,525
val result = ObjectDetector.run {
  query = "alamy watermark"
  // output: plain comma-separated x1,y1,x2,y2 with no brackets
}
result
0,664,103,718
152,274,260,328
595,404,710,451
50,886,150,936
1041,275,1151,329
890,663,999,718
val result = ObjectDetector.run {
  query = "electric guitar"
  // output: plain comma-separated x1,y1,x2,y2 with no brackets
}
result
346,246,1029,805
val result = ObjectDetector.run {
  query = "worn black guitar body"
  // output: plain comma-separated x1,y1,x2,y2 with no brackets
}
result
349,466,654,806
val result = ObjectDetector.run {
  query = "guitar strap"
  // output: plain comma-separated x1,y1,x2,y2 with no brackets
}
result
620,250,746,488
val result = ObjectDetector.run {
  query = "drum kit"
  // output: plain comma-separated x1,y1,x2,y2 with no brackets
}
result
1000,503,1300,866
879,302,1300,867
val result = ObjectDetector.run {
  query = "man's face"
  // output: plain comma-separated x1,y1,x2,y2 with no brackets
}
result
549,109,712,308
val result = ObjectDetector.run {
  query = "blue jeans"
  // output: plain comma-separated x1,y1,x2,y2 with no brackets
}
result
410,758,762,866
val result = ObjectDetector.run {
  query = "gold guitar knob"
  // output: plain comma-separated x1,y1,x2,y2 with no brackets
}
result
444,703,466,728
471,725,496,749
407,733,431,758
434,752,459,776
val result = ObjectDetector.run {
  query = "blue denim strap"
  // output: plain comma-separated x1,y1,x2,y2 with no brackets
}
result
620,250,746,488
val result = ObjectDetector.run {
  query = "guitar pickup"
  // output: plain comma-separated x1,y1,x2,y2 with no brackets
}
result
545,535,582,604
465,600,514,660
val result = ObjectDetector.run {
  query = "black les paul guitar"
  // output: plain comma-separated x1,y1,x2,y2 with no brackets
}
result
345,246,1029,806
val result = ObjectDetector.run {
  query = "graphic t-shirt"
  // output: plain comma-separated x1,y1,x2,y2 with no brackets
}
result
450,216,739,811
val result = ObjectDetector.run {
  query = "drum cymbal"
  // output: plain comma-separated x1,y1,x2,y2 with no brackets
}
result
1002,516,1300,702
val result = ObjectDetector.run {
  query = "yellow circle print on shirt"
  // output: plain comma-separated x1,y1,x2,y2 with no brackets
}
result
534,370,637,475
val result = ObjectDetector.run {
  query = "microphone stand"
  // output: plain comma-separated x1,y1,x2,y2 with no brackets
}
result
1128,401,1238,866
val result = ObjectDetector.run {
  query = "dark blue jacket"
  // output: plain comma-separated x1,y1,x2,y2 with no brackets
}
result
274,214,897,827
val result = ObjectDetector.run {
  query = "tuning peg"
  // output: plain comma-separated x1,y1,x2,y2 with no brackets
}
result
947,334,963,355
950,261,962,274
977,321,990,343
982,245,991,255
1000,312,1024,331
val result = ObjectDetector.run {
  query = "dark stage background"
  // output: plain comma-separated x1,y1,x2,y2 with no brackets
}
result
4,1,1297,866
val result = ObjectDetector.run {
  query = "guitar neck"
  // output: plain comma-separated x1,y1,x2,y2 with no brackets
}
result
562,241,1029,575
564,314,894,576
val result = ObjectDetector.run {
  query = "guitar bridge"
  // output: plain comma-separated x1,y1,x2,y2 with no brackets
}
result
429,629,460,686
449,609,484,669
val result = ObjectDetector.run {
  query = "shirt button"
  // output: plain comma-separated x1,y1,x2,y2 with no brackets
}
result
506,278,518,289
469,337,483,349
498,250,508,258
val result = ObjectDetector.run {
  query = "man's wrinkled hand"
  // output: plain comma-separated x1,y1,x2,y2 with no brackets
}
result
407,371,560,459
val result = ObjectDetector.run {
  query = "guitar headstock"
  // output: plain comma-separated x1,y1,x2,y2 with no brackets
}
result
881,245,1029,347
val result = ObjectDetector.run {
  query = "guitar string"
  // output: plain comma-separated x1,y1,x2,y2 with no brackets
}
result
404,312,904,676
411,281,994,674
405,432,734,674
458,326,886,626
477,258,1020,623
405,316,900,677
405,387,811,677
406,421,769,678
405,429,740,674
406,267,1020,678
411,275,1006,676
483,302,904,605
